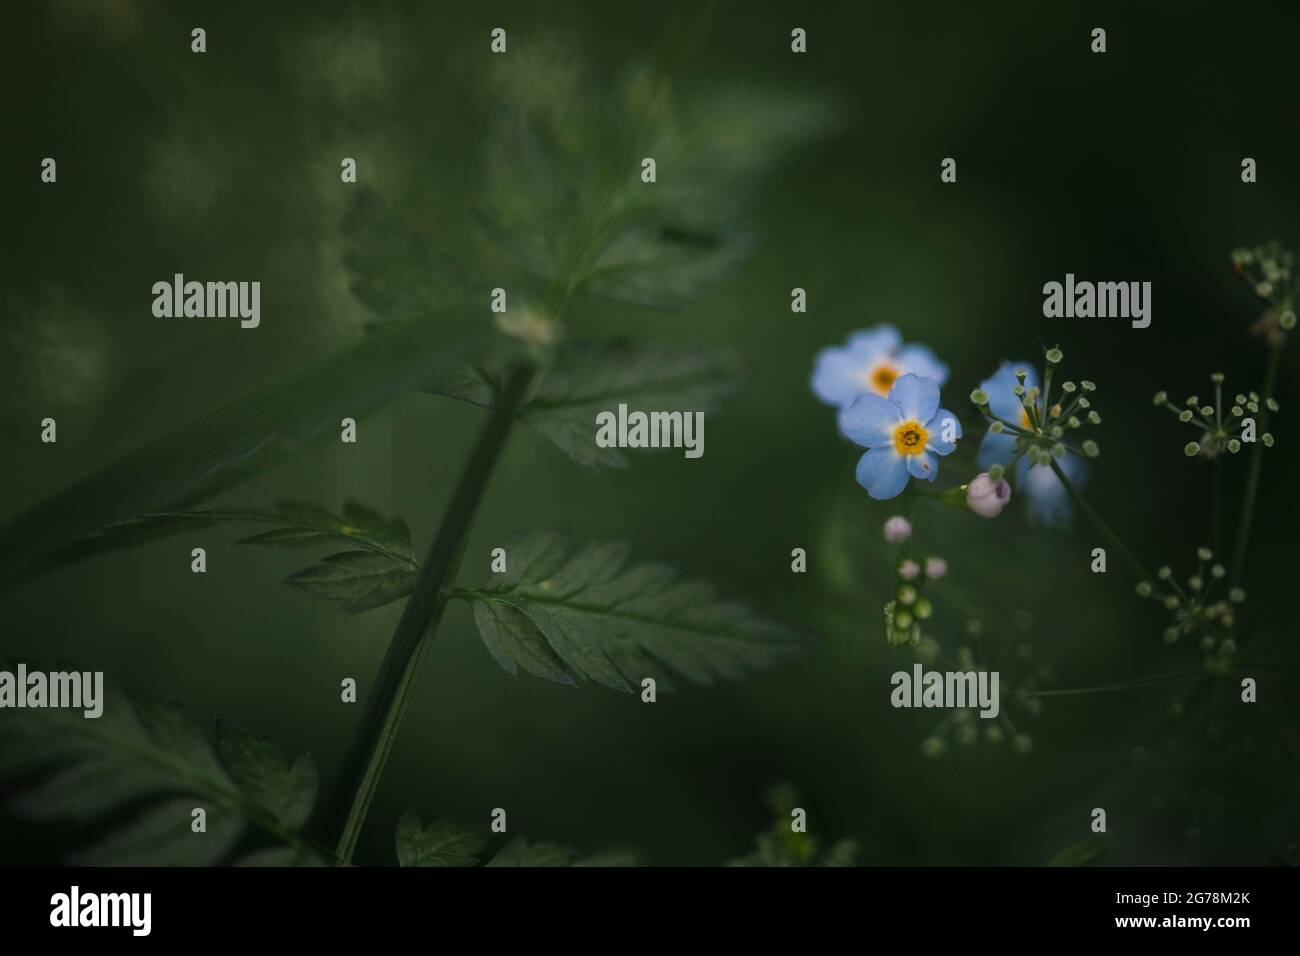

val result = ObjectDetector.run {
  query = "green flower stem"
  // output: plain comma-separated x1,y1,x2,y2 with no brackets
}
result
1231,339,1284,587
326,364,536,864
1048,458,1153,583
1213,456,1223,557
1026,668,1201,698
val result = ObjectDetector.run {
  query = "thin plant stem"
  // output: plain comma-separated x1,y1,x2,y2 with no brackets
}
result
1213,456,1223,557
1231,340,1284,587
1048,458,1153,583
1025,668,1201,698
326,365,536,863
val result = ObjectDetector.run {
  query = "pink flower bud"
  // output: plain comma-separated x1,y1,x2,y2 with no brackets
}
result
924,557,947,580
883,515,912,543
966,473,1011,518
898,559,920,581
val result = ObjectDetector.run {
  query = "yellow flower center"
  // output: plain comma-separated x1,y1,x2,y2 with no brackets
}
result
864,361,900,395
893,420,929,456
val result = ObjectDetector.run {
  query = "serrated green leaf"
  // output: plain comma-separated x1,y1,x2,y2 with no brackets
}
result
73,797,246,867
0,663,323,866
478,40,837,309
395,812,490,867
456,530,804,691
215,720,318,831
67,501,420,614
97,499,416,565
342,188,469,327
485,837,582,867
284,550,418,613
0,317,482,588
234,846,331,867
471,599,576,685
425,340,743,469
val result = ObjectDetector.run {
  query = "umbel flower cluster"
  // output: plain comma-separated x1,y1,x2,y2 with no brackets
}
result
1152,374,1276,459
811,241,1294,758
1135,546,1244,652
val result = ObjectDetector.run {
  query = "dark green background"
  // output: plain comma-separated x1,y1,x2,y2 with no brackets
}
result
2,0,1297,865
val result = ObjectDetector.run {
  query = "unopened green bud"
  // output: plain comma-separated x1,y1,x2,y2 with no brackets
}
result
1082,439,1099,458
1184,441,1200,456
1152,390,1167,405
1045,347,1063,364
970,388,989,406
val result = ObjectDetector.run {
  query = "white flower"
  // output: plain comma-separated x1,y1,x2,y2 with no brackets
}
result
883,515,912,543
966,473,1011,518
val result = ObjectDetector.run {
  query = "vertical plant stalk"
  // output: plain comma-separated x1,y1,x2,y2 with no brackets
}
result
326,365,535,863
1230,340,1283,587
1049,459,1153,583
1212,457,1223,557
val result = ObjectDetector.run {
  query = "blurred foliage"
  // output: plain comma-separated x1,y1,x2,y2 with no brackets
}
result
1,0,1298,867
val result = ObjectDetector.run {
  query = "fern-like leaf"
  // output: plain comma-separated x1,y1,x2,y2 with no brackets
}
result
0,665,325,865
454,530,804,692
424,340,743,468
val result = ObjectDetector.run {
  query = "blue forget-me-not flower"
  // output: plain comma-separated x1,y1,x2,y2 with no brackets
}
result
812,325,949,409
840,374,961,500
